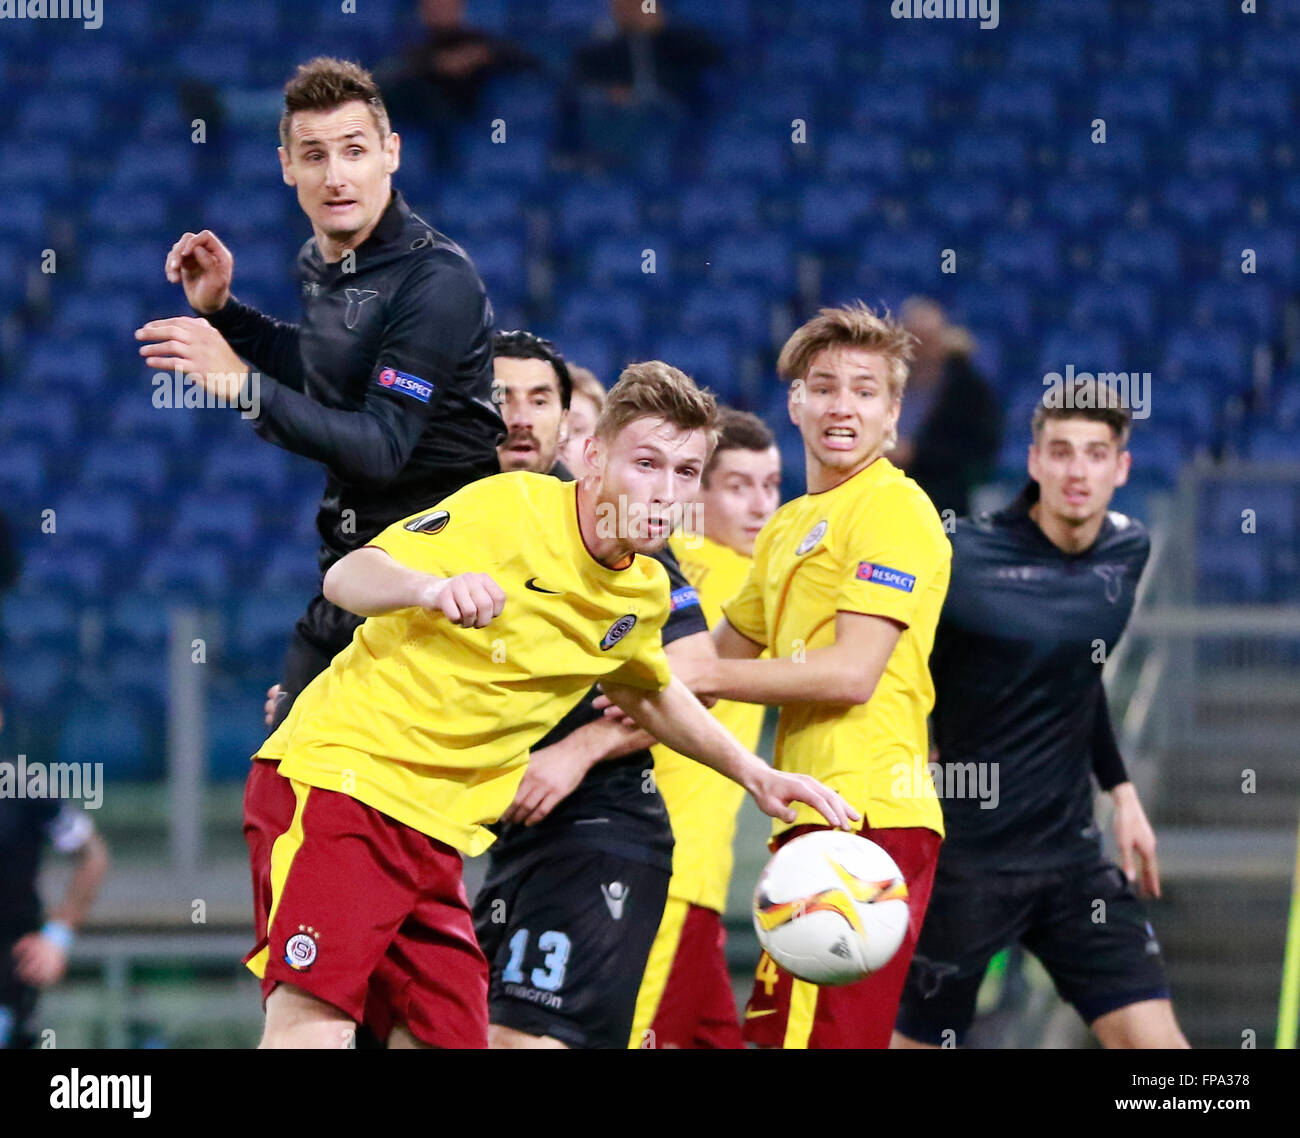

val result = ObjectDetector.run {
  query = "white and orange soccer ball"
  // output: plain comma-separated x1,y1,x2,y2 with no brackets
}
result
753,830,910,986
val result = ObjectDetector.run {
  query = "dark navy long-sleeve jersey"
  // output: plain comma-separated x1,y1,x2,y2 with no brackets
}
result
205,190,504,574
931,485,1150,870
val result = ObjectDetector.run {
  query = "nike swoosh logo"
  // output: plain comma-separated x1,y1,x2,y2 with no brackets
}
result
524,578,562,595
745,1009,778,1020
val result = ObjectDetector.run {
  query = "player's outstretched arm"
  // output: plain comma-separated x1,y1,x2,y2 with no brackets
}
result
602,676,859,830
702,612,902,707
323,546,504,627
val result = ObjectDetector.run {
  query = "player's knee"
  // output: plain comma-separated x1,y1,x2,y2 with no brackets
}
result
260,983,355,1049
488,1023,569,1049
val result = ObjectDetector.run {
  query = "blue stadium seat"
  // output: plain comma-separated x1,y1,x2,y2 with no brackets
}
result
204,187,288,237
555,183,642,247
57,700,157,782
762,35,840,83
1007,31,1085,79
708,233,794,290
824,132,906,185
558,289,645,343
1124,29,1200,77
650,334,739,399
88,189,170,237
259,547,320,596
171,493,260,550
140,547,233,598
1096,79,1174,129
924,180,1005,229
1162,176,1240,231
541,0,605,31
1193,281,1276,336
0,191,45,240
1161,329,1247,389
671,0,752,39
677,184,760,240
978,80,1057,129
100,649,169,711
80,441,170,496
877,34,955,77
862,230,943,284
1187,129,1265,175
1100,229,1181,282
1202,482,1296,537
543,334,617,386
1043,179,1123,230
435,183,526,238
0,393,79,451
850,82,929,129
1037,331,1128,377
1150,0,1229,26
1246,425,1300,463
1196,539,1271,604
17,91,101,139
1242,29,1300,74
110,142,196,189
51,294,142,339
461,136,549,187
86,241,167,289
1032,0,1113,23
704,132,790,184
1067,132,1147,175
1212,78,1292,128
1125,427,1185,488
24,340,107,394
108,398,199,449
479,74,560,133
18,548,108,601
680,286,770,344
1070,283,1156,338
3,649,72,709
1,591,78,649
465,235,528,305
230,594,307,664
105,593,173,654
951,282,1034,339
198,1,280,42
1274,384,1300,430
798,184,876,245
200,440,291,494
53,493,140,551
48,41,125,86
0,142,72,190
0,443,46,500
175,42,252,85
207,686,269,781
1220,228,1298,282
981,230,1060,283
587,235,671,286
949,132,1026,176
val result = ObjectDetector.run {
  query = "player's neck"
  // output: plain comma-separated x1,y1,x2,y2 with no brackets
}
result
576,482,635,569
1028,502,1106,555
805,449,883,495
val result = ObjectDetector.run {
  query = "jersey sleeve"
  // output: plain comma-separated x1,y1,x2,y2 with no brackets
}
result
204,294,306,391
657,545,709,646
837,486,950,629
721,542,767,646
364,479,514,575
250,254,498,485
605,636,673,692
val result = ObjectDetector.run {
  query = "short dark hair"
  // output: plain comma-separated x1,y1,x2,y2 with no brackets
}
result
1032,377,1132,448
703,407,776,487
280,57,390,148
492,330,572,409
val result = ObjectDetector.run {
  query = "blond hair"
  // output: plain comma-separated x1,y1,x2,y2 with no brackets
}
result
568,364,606,411
595,361,719,452
777,301,915,400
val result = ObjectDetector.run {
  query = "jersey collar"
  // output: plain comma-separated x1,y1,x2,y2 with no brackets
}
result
1001,480,1116,558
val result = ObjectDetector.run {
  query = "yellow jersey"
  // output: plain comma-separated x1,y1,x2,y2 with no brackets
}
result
723,457,951,840
258,472,674,856
651,533,763,913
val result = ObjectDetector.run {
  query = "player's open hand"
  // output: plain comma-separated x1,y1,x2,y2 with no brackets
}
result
749,767,860,831
165,229,233,314
135,316,248,398
1112,784,1160,898
423,572,506,628
12,931,68,988
500,742,590,827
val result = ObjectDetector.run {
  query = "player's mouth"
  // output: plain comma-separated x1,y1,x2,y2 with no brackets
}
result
822,426,858,450
323,198,358,214
1063,487,1090,506
505,437,537,455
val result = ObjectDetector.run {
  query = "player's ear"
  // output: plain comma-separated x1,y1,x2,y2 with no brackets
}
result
1026,442,1040,482
583,434,602,476
787,379,804,427
278,146,296,187
384,131,401,175
1114,446,1132,488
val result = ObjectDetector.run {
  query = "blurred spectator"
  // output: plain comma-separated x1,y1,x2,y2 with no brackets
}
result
894,298,1001,519
558,364,606,478
565,0,722,169
377,0,538,133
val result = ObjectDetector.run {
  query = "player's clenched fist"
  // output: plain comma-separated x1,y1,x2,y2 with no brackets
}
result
422,572,506,628
165,229,233,315
749,768,860,832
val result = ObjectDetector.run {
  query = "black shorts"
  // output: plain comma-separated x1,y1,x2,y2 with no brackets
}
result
473,848,670,1049
896,854,1170,1046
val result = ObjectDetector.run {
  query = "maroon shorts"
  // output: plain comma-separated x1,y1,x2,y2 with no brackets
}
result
742,824,942,1049
242,757,296,946
243,771,489,1049
649,904,744,1049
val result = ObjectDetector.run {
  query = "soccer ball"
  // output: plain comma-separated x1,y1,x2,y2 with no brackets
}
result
753,830,910,986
